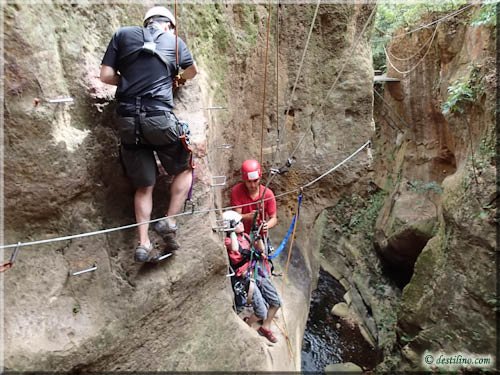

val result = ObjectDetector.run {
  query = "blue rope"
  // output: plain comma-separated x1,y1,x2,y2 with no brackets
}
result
268,193,302,260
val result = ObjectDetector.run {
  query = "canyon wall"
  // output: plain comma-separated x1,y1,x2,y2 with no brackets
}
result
3,2,375,371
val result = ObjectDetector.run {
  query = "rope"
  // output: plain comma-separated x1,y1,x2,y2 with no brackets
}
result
174,0,179,72
282,190,301,287
259,0,272,166
272,0,321,168
371,3,475,43
384,23,439,75
282,6,376,163
386,23,438,61
272,2,280,167
0,141,371,250
273,313,295,360
318,5,377,113
268,193,302,260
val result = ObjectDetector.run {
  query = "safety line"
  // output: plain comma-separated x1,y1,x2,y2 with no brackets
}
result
386,23,438,61
272,0,321,168
272,1,280,168
371,3,475,43
260,0,273,166
0,141,371,250
384,23,439,75
319,5,377,113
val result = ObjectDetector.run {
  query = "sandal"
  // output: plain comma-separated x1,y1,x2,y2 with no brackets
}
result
258,327,278,343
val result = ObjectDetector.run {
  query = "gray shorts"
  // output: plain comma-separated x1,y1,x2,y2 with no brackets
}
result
117,112,191,187
252,277,281,319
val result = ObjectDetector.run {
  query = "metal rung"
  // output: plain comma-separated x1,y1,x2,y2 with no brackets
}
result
71,264,97,276
216,144,233,149
156,253,173,261
46,97,74,103
205,106,227,110
212,219,228,232
211,176,227,187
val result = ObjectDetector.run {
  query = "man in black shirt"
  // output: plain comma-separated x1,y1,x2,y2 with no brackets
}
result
100,6,198,262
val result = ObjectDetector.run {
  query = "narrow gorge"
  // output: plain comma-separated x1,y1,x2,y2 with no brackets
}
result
3,2,497,372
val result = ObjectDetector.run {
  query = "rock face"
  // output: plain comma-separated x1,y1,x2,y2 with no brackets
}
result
3,2,375,372
371,6,497,371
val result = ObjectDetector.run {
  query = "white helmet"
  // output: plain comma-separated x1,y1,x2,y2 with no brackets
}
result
222,210,242,223
143,6,176,27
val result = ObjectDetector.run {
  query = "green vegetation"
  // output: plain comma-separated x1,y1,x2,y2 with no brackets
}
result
471,1,497,26
372,1,467,71
441,66,483,115
331,190,388,242
407,180,443,216
181,3,262,105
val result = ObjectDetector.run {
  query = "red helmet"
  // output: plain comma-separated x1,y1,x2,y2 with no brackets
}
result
241,159,262,181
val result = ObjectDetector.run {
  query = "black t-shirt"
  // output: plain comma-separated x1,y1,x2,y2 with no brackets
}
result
101,25,194,111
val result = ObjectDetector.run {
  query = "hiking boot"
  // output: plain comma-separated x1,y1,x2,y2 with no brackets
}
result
154,219,178,236
134,243,153,263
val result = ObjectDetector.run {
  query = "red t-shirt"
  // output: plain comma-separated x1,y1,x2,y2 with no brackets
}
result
230,183,277,234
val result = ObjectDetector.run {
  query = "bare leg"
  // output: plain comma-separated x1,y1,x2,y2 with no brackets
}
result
134,186,154,246
166,168,192,226
262,305,279,331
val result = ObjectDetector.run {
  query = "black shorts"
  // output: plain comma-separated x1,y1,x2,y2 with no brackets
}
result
117,112,191,188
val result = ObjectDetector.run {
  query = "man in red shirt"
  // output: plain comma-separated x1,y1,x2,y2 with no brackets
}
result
230,159,278,235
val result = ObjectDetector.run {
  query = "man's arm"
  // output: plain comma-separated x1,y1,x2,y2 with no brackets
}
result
180,62,198,80
100,65,120,86
263,212,277,230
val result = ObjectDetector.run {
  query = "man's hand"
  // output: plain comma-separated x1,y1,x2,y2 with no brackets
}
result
261,220,269,232
173,74,186,89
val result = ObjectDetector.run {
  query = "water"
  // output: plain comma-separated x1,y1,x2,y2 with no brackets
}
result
301,268,382,372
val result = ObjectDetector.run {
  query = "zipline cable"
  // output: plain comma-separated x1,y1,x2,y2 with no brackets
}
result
385,23,438,61
371,3,475,43
272,0,321,168
259,0,273,166
0,141,370,250
2,4,373,252
318,5,377,113
277,4,376,167
384,23,439,75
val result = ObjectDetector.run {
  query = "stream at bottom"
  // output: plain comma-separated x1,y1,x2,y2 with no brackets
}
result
301,268,382,372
